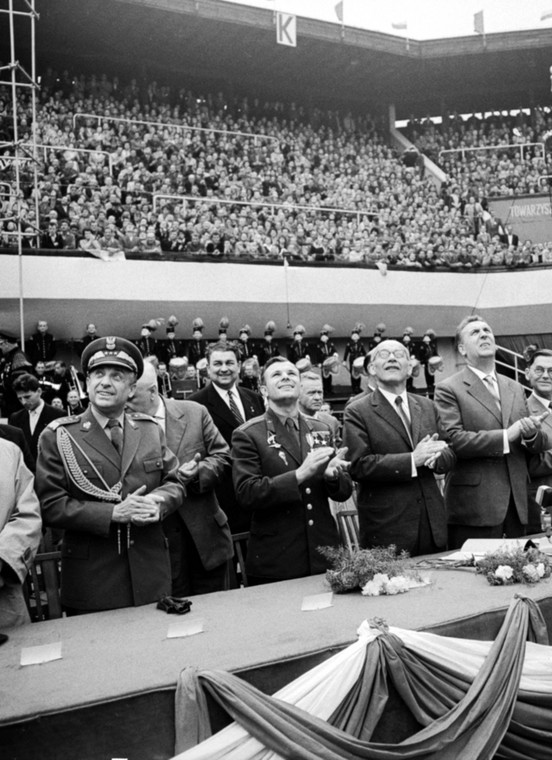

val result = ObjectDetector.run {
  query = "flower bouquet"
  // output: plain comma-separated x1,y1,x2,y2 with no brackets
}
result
475,546,552,586
318,544,427,596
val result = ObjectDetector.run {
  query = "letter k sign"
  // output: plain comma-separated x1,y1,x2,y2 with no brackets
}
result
276,12,296,47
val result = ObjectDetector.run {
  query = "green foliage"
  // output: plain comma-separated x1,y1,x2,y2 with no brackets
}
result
318,544,422,593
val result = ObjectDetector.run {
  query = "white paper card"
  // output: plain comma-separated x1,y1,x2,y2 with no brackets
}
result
301,592,333,611
167,618,204,639
20,641,62,666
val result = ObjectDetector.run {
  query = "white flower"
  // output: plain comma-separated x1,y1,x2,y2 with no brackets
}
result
361,574,389,596
494,565,513,581
385,575,411,595
523,564,540,582
536,562,546,579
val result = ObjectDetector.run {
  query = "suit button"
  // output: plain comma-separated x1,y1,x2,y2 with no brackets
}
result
306,504,313,510
305,487,312,495
156,461,161,467
308,520,314,526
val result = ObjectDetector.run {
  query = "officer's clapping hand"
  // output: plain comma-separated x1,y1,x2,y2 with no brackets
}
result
111,485,165,525
296,446,335,484
324,447,350,480
413,434,449,468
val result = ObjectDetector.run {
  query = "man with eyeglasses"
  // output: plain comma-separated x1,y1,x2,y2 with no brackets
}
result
525,348,552,531
343,339,455,556
435,315,548,549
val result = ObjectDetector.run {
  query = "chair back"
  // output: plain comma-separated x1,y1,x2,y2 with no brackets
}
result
229,531,250,588
336,509,360,552
25,535,62,622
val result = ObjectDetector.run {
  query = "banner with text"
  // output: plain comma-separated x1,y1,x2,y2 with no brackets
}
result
489,194,552,243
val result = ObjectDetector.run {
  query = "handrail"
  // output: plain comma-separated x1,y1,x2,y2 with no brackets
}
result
439,142,544,162
72,112,280,145
152,193,379,222
19,142,113,174
495,343,527,388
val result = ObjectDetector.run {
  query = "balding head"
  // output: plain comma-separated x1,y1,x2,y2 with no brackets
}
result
126,360,159,416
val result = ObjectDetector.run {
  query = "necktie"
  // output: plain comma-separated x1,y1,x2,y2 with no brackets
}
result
394,396,414,446
484,375,501,411
228,389,244,425
285,417,300,447
106,418,123,455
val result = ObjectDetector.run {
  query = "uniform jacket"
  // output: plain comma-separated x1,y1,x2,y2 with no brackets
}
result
9,403,65,462
163,397,233,570
189,383,265,532
0,440,42,628
526,393,552,527
343,388,454,554
435,368,547,527
35,406,184,611
232,409,352,580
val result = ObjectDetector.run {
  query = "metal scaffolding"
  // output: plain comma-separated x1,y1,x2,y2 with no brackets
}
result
0,0,40,350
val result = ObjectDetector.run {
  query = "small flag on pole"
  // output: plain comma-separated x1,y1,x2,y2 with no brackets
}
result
473,10,485,35
335,1,343,23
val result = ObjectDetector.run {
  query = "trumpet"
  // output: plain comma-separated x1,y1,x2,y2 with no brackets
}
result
70,364,87,401
159,370,172,397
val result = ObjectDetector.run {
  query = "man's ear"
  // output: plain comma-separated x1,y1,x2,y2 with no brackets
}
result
367,363,376,377
457,343,466,357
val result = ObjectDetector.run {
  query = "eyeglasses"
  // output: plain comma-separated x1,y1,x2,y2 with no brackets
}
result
375,349,408,360
531,366,552,377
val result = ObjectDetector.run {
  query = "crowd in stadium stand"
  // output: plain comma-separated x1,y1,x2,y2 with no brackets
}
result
2,70,552,268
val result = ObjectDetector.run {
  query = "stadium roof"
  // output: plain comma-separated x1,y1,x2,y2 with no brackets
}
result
8,0,552,117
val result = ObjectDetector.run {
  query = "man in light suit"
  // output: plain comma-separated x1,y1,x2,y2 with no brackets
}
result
298,371,341,443
127,362,233,596
189,341,265,533
435,315,548,549
0,422,35,472
0,438,42,628
9,373,65,462
36,337,185,614
524,348,552,532
343,339,455,556
232,357,352,585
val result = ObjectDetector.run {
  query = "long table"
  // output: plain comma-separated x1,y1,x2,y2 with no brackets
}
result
2,567,552,760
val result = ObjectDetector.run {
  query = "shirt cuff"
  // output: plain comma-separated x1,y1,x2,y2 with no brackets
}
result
411,454,417,478
503,429,510,454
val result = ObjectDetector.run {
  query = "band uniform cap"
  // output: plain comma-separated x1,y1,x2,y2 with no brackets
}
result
82,337,144,378
428,356,444,374
169,357,188,368
353,356,367,379
322,355,340,377
295,357,312,373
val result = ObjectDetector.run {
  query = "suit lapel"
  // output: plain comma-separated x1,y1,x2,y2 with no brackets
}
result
408,394,422,445
496,375,515,427
238,388,262,420
164,399,187,455
121,416,141,480
208,384,236,428
463,369,502,423
371,389,413,449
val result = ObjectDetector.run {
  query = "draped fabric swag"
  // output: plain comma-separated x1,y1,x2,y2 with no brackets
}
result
172,597,552,760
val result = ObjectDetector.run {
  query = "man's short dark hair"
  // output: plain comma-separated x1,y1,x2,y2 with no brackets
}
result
526,348,552,368
13,373,40,393
205,340,240,363
455,314,487,348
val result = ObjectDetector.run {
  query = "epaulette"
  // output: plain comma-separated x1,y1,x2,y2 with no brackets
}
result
127,412,156,422
48,415,81,430
238,414,265,432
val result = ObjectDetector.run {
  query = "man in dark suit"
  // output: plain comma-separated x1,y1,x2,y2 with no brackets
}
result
127,362,233,595
9,373,65,462
524,348,552,533
344,339,455,556
35,337,184,614
435,315,547,549
189,341,265,533
0,422,35,472
232,357,352,585
27,320,56,365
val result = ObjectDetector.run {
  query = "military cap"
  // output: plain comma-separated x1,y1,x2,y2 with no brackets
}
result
82,336,144,378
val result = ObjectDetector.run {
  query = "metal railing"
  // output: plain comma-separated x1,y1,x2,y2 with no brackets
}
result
496,344,528,389
72,113,280,146
152,193,379,223
439,142,545,162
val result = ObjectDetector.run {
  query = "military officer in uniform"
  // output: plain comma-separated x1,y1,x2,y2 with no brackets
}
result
343,324,366,395
287,325,311,365
35,336,185,614
135,319,159,359
258,321,280,368
315,324,338,396
187,317,207,369
237,324,254,363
